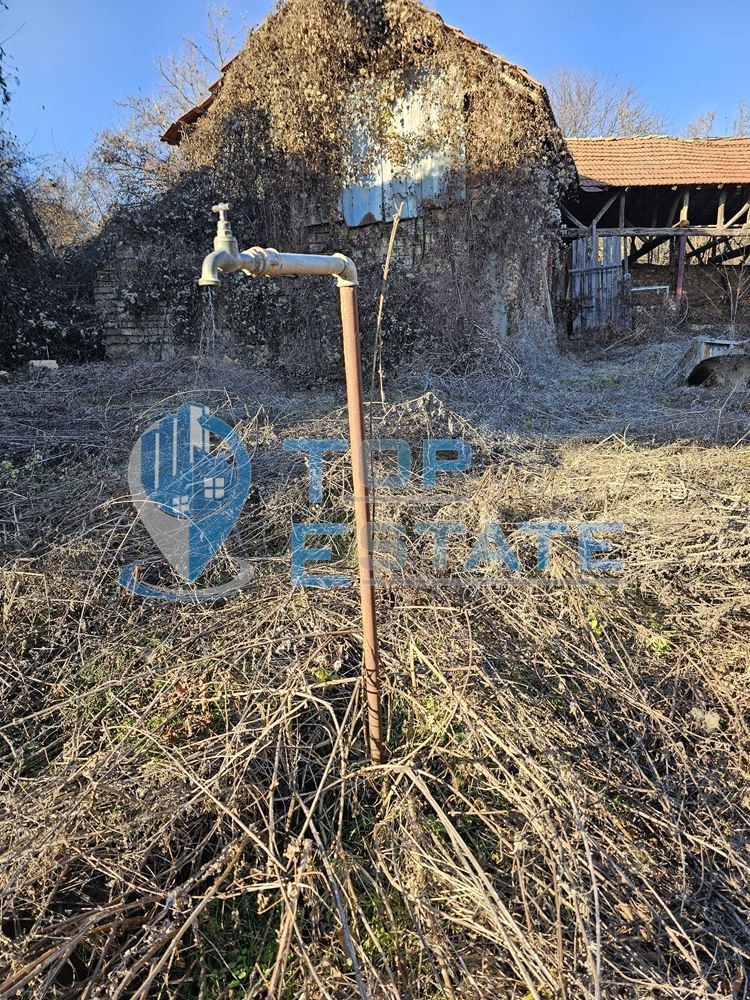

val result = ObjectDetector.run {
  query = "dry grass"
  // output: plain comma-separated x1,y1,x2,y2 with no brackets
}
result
0,360,749,999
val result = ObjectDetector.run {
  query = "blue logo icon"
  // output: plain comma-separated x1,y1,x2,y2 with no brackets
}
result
119,417,624,600
120,403,252,601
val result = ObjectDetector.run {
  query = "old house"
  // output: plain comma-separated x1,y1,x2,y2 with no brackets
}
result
98,0,571,367
562,136,750,331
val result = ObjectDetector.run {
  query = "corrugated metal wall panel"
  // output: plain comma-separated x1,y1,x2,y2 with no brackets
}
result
341,125,385,226
341,80,453,227
383,91,422,221
341,170,385,227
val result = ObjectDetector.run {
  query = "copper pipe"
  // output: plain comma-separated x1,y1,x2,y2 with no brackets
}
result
198,204,385,763
339,285,385,765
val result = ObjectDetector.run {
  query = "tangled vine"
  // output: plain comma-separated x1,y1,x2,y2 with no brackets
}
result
98,0,575,373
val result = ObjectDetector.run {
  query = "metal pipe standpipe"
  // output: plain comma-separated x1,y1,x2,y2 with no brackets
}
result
199,203,385,765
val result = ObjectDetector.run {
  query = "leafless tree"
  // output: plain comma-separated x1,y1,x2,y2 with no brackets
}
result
546,68,665,138
0,0,14,108
685,109,717,139
83,5,244,213
732,99,750,136
684,100,750,138
724,255,750,329
26,172,99,248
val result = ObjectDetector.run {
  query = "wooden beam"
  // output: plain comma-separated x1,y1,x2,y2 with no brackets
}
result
562,193,619,236
562,205,587,229
723,196,750,229
591,191,620,226
619,192,626,230
717,189,726,229
676,235,687,304
703,241,750,267
679,189,690,225
685,234,730,262
665,192,681,228
628,234,671,264
564,226,750,239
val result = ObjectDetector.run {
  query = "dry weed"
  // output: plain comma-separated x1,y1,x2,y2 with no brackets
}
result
0,362,748,998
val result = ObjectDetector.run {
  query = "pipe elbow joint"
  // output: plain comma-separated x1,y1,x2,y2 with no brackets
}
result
332,253,358,288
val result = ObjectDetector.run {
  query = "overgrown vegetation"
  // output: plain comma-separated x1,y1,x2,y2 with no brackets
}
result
2,5,750,997
0,3,101,370
0,131,102,370
0,360,749,997
0,0,13,108
86,0,572,369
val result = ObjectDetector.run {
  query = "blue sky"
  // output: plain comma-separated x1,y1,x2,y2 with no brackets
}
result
3,0,749,164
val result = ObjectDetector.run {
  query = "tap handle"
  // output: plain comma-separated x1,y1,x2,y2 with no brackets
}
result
210,202,238,253
212,203,232,223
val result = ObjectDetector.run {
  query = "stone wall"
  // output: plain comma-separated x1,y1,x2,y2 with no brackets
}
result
307,211,555,350
97,209,557,366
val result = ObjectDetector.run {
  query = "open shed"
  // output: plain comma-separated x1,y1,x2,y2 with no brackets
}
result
563,136,750,331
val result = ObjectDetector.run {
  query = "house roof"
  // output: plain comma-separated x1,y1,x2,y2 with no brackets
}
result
567,136,750,190
161,1,546,145
161,57,237,145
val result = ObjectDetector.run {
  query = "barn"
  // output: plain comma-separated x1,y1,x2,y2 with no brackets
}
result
562,136,750,332
98,0,573,368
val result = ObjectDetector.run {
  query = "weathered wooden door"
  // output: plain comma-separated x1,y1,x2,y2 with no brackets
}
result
569,235,631,333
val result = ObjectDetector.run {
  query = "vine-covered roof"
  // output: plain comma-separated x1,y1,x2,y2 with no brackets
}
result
161,0,547,146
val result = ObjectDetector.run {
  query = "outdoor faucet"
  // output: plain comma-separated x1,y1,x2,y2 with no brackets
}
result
197,202,383,765
199,202,358,287
198,203,242,287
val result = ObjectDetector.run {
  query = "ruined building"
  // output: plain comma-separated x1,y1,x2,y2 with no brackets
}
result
98,0,572,368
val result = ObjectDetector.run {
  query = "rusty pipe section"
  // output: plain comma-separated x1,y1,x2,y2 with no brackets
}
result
198,203,384,764
338,285,384,764
200,246,358,288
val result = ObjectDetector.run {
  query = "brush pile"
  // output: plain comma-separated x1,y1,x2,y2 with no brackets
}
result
1,361,749,998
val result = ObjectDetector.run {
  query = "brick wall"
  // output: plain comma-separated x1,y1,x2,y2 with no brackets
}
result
631,262,734,315
95,256,178,363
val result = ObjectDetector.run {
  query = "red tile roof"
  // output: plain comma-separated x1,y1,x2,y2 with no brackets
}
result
161,58,237,145
567,136,750,189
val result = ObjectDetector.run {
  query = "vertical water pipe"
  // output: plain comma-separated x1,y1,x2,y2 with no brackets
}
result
199,204,384,764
